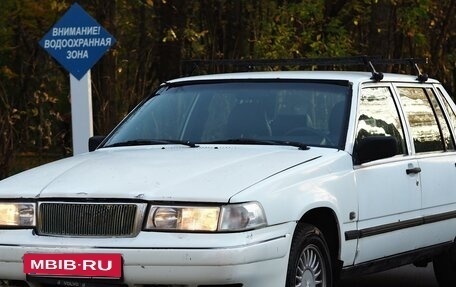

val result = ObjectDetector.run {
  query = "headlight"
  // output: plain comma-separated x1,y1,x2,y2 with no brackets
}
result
144,202,267,232
0,202,36,227
146,206,220,231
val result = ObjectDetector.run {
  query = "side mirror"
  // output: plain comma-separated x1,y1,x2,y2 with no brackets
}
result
354,136,398,164
88,136,105,152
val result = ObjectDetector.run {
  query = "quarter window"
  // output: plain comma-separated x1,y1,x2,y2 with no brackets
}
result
438,88,456,135
356,87,406,155
398,87,444,153
425,88,454,150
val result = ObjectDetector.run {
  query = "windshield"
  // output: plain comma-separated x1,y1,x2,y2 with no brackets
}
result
103,80,350,149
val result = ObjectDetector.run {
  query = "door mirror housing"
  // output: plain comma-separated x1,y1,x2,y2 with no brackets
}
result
88,136,105,152
354,136,398,164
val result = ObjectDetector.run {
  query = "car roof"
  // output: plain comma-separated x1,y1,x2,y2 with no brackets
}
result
166,71,439,85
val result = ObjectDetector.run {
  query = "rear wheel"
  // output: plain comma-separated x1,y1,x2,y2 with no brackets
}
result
286,223,333,287
433,245,456,287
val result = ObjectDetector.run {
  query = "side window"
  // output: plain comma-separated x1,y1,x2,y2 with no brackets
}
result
438,88,456,135
398,87,444,153
425,88,454,150
356,87,407,155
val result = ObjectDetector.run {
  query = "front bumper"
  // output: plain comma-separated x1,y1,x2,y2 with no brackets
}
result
0,222,295,287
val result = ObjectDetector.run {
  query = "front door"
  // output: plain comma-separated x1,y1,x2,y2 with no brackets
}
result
352,85,422,264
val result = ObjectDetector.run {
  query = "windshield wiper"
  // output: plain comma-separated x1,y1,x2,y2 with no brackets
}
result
203,139,309,150
104,139,198,148
270,140,309,150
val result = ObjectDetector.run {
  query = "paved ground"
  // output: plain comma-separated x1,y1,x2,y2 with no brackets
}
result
339,264,438,287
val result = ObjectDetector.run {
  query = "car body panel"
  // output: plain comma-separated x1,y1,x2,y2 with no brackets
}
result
1,145,326,203
0,223,295,286
1,69,455,287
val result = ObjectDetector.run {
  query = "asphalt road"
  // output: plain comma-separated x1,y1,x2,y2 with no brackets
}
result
339,264,438,287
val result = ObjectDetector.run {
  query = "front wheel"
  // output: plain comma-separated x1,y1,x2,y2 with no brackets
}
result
286,223,333,287
433,245,456,287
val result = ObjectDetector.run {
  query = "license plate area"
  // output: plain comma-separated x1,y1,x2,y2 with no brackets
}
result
23,253,123,279
26,275,126,287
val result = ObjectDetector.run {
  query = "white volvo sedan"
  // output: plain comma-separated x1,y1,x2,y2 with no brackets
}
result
1,63,456,287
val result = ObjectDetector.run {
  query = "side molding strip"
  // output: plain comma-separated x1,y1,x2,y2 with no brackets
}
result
345,210,456,240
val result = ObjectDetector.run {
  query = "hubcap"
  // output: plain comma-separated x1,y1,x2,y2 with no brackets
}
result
295,244,326,287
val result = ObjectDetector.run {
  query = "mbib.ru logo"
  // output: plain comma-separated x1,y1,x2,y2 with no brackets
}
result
30,259,113,271
24,253,122,278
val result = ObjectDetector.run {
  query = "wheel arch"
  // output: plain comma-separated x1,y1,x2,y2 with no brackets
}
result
298,207,342,274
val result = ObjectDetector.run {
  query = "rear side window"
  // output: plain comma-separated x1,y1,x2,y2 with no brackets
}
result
425,88,454,150
398,87,444,153
356,86,407,155
438,88,456,135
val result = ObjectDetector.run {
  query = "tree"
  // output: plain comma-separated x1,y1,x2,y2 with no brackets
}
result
0,0,69,178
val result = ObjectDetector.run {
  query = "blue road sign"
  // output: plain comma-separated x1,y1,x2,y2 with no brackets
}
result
39,3,116,80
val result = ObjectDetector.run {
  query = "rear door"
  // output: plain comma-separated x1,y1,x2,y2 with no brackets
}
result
396,85,456,248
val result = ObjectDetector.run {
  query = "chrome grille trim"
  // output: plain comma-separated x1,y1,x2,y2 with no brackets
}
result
37,202,147,237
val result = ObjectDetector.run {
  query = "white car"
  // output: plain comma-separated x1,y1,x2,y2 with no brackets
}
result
1,59,456,287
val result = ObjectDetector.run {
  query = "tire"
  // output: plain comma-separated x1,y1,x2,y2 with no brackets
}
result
433,245,456,287
286,223,333,287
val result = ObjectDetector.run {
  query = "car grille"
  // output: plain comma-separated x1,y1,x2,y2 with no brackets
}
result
37,202,147,237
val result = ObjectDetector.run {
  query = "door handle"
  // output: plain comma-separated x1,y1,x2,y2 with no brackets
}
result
406,167,421,174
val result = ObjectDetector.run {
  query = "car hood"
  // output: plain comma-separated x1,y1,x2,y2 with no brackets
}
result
0,145,333,202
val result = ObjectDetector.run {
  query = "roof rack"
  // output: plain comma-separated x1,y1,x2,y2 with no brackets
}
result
182,56,429,82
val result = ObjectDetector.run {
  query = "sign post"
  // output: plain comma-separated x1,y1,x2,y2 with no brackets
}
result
70,72,93,155
39,3,116,155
